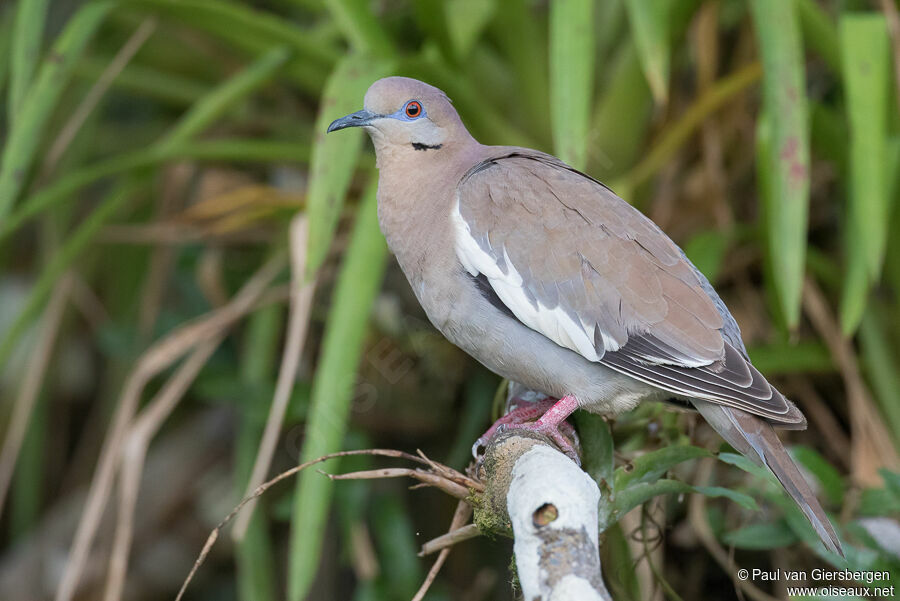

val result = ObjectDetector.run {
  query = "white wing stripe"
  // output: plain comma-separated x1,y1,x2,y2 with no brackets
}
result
452,200,606,361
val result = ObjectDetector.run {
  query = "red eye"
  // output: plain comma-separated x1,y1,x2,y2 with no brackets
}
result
405,101,422,118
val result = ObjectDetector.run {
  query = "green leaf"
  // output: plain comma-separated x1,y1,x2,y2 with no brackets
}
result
236,306,282,601
605,479,692,531
683,229,732,283
858,487,900,517
0,179,142,371
445,0,496,58
860,312,900,445
616,445,711,490
161,46,291,147
322,0,394,58
306,54,392,275
601,522,642,600
749,0,811,329
8,0,51,123
717,452,773,482
576,412,615,493
0,139,310,243
489,0,549,133
371,495,422,597
794,0,840,74
623,0,671,104
838,14,891,334
694,486,759,511
747,341,833,375
549,0,594,169
126,0,336,91
0,1,112,217
791,445,846,506
288,179,389,601
723,520,800,550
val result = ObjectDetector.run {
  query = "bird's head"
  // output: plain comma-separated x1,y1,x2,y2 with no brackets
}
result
327,77,475,156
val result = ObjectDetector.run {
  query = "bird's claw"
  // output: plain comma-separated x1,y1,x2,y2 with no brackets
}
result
471,414,582,466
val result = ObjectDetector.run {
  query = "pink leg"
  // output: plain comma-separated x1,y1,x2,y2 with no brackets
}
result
476,397,558,444
473,395,582,464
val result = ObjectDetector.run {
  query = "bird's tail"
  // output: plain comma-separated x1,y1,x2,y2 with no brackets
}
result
691,399,844,556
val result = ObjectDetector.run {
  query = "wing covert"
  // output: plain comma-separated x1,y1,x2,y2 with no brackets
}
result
452,150,802,425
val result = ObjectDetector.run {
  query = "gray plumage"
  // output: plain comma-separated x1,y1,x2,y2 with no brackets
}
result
327,76,842,556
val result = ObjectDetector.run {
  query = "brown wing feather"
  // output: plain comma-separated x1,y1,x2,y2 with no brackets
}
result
457,150,804,426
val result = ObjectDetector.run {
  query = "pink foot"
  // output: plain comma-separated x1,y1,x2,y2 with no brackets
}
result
472,395,582,464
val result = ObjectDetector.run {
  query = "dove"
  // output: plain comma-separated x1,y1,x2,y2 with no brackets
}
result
327,76,842,556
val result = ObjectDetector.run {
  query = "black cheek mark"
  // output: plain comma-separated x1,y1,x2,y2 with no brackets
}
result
411,142,443,151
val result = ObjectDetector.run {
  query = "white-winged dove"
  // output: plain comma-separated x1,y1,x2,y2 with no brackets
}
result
328,76,842,556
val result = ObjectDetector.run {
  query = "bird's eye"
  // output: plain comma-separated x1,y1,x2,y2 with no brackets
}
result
405,101,422,118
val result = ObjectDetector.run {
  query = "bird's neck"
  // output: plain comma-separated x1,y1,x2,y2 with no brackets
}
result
373,140,484,285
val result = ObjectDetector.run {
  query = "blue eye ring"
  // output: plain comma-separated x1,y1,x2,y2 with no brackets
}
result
404,100,423,119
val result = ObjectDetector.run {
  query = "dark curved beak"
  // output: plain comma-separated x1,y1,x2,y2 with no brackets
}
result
327,109,377,133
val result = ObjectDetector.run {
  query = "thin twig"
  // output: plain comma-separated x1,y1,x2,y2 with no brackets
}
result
0,274,73,518
55,254,285,601
103,337,223,601
419,523,480,556
415,448,484,491
411,500,473,601
139,164,192,338
42,19,158,177
802,278,900,486
688,459,779,601
233,215,315,540
325,468,471,500
175,448,438,601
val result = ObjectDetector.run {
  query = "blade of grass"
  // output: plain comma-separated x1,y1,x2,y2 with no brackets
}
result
0,1,113,217
43,18,158,177
445,0,496,59
611,61,762,196
549,0,594,169
588,42,654,180
233,216,315,538
8,0,51,122
859,311,900,446
371,494,422,597
321,0,394,58
235,304,282,601
412,0,457,64
749,0,811,329
74,56,210,105
489,0,549,140
1,48,292,388
0,10,13,98
623,0,671,105
746,341,832,375
305,54,392,274
0,275,71,523
288,179,389,601
125,0,337,89
4,130,305,244
795,0,840,74
838,14,891,334
160,46,290,148
0,179,142,375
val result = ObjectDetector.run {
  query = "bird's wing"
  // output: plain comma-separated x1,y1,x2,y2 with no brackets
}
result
453,150,803,426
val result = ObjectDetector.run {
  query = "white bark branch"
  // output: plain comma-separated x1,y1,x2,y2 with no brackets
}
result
478,431,612,601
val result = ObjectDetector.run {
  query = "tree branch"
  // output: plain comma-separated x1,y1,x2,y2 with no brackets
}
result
477,429,612,601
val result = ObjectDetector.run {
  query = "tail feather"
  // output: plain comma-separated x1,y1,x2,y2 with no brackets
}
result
692,400,844,557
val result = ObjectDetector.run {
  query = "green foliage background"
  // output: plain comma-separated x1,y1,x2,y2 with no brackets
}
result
0,0,899,600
